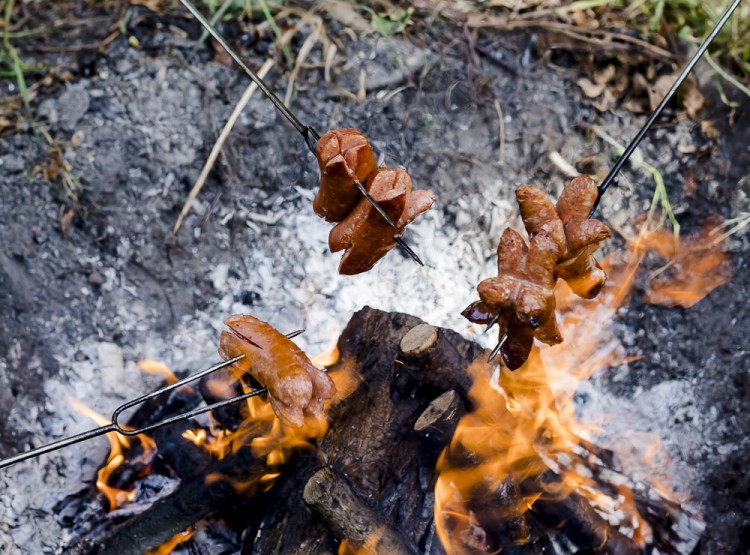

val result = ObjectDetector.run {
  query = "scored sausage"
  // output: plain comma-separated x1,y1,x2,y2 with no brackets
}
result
515,176,610,298
329,167,435,275
313,128,377,223
463,175,611,370
218,314,336,427
311,127,436,274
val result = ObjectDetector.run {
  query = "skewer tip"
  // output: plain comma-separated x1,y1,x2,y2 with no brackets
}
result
484,310,502,334
394,236,424,266
487,334,508,363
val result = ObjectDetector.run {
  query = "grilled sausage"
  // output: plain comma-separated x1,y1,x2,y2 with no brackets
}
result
218,315,336,427
313,128,377,223
554,176,610,298
515,177,610,299
329,167,435,275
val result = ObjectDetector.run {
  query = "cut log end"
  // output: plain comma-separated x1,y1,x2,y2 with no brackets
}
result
400,324,438,357
414,390,464,446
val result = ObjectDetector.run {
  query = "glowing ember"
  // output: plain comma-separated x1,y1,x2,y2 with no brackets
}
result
144,526,195,555
633,220,731,308
68,398,157,510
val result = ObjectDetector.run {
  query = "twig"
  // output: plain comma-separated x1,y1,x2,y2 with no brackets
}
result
283,20,321,106
548,151,578,177
493,99,505,163
710,212,750,245
461,18,675,62
705,51,750,100
172,59,274,235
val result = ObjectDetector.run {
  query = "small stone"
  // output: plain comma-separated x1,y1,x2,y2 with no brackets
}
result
88,271,104,286
0,155,25,173
58,84,90,131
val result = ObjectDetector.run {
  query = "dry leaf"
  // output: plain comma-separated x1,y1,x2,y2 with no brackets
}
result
700,120,720,140
211,38,233,66
320,0,371,33
593,64,616,85
648,72,678,112
578,77,607,99
60,207,75,238
130,0,164,11
682,83,705,120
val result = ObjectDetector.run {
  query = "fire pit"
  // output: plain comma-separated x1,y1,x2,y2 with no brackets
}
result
0,4,748,555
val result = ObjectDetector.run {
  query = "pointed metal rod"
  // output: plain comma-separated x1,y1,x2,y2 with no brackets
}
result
352,177,424,265
178,0,318,149
589,0,744,217
178,0,422,265
487,333,507,363
0,330,305,470
490,0,743,361
484,311,503,334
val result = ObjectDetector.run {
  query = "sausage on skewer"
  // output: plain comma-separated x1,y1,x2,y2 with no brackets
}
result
329,167,435,275
218,315,336,427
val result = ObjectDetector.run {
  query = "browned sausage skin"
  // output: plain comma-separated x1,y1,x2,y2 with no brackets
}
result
515,177,611,298
218,315,336,427
313,128,377,223
463,176,611,370
554,176,611,298
312,127,436,274
329,167,435,275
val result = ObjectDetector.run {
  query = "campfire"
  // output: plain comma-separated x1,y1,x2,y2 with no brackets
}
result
49,219,726,554
1,1,744,554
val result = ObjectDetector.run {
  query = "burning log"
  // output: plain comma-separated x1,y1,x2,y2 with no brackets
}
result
64,308,701,554
525,472,639,555
414,390,465,447
303,467,415,555
68,422,270,555
399,322,475,395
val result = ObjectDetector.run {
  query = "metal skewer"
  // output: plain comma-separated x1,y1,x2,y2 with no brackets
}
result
0,330,304,470
488,0,743,363
179,0,423,266
589,0,744,217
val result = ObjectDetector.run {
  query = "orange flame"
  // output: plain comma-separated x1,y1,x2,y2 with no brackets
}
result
69,398,157,510
311,344,341,368
434,228,670,553
187,343,354,494
144,526,195,555
138,360,180,385
633,220,731,308
338,527,385,554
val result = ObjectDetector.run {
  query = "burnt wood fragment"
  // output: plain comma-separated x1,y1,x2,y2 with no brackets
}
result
414,390,465,446
69,448,263,555
303,467,415,554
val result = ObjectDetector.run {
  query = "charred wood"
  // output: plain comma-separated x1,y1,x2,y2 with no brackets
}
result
524,472,639,555
399,322,476,397
69,448,267,555
414,389,465,447
303,467,416,554
65,307,701,555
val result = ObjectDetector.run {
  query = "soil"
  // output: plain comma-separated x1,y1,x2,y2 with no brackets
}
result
0,5,748,554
